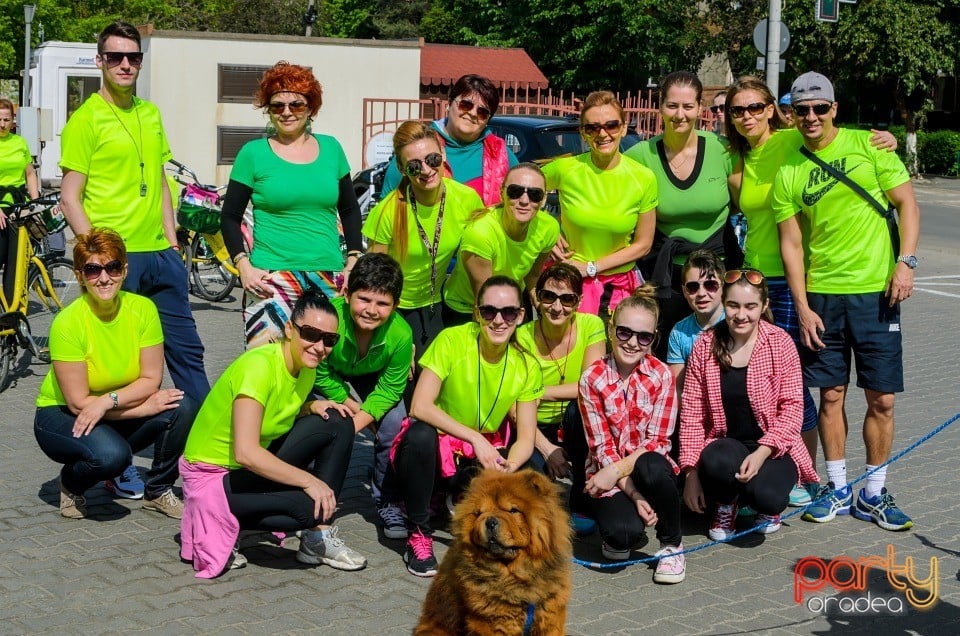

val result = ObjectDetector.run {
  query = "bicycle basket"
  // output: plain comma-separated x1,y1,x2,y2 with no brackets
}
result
177,184,222,234
18,204,67,240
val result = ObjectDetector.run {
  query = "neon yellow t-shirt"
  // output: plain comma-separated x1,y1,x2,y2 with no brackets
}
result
0,134,31,195
515,313,606,425
362,178,483,309
60,94,172,252
443,208,560,313
36,291,164,407
772,128,909,294
419,323,544,434
542,153,657,274
184,342,316,469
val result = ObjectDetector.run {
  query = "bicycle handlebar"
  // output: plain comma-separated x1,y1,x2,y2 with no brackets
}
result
166,160,224,193
1,193,62,221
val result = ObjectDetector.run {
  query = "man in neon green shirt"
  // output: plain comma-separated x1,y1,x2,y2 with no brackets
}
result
773,72,920,532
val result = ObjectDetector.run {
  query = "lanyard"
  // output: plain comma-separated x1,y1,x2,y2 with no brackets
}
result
408,185,446,299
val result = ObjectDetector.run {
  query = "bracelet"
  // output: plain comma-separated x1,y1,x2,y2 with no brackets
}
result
232,252,249,265
108,391,119,409
346,250,363,258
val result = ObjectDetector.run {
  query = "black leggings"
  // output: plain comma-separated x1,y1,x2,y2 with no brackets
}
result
560,401,592,516
698,438,798,515
590,452,682,549
223,412,355,532
393,419,440,533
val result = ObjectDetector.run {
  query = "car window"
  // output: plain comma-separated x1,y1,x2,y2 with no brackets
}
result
502,132,522,156
536,130,587,159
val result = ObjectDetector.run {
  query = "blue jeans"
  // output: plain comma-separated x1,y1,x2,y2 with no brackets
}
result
34,397,198,498
345,372,407,505
124,248,210,402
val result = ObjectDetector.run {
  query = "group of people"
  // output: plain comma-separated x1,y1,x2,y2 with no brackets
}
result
28,20,919,589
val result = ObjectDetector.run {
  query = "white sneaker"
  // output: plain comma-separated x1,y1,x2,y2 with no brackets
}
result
105,464,144,500
296,526,367,571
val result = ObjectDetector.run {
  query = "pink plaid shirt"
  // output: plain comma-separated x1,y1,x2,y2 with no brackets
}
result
579,354,678,497
678,320,818,485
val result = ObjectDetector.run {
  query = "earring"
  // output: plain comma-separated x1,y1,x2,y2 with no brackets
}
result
265,121,276,136
305,118,313,135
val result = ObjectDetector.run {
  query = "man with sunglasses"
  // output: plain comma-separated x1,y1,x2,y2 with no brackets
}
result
773,72,920,532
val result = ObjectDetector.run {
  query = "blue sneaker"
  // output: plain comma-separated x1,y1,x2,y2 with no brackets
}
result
802,482,852,523
852,488,913,531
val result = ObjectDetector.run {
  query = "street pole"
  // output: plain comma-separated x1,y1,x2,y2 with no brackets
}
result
304,0,317,37
23,4,35,107
764,0,781,98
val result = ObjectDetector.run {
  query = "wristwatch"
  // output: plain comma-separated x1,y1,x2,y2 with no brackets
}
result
232,252,249,266
897,254,918,269
586,261,598,278
109,391,119,409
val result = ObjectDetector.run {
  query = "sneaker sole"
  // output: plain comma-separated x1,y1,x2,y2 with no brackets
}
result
653,571,685,584
801,506,850,523
403,554,437,577
755,524,781,535
141,503,182,519
104,483,144,500
851,507,914,531
601,550,630,561
296,550,367,571
383,527,409,540
707,530,736,541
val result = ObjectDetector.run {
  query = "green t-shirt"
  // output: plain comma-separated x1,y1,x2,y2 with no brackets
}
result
184,342,316,469
542,153,657,274
444,208,560,313
515,313,606,425
229,134,350,271
362,178,483,309
419,322,544,434
626,131,734,263
772,128,909,294
0,133,30,194
60,94,172,252
36,292,164,407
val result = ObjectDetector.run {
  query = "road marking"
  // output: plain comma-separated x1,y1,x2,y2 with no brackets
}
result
915,288,960,299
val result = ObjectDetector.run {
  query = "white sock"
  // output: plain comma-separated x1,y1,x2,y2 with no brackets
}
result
864,465,887,499
825,459,847,488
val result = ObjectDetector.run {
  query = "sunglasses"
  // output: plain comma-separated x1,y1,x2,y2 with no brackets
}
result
614,325,656,347
793,103,833,117
100,51,144,68
537,289,579,308
80,260,124,280
729,102,768,119
267,100,308,115
505,184,546,203
477,305,522,324
724,269,765,286
454,97,491,121
683,279,721,295
710,104,725,114
403,152,443,178
291,321,341,347
581,120,622,136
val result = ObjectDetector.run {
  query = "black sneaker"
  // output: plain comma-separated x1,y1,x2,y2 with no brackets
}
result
403,529,438,577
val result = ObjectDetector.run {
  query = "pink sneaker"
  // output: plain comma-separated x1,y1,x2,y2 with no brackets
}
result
708,500,738,541
653,544,685,584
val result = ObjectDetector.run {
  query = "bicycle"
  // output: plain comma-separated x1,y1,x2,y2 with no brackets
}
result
0,193,80,391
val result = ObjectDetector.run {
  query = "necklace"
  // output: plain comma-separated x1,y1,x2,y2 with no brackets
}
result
538,320,572,382
408,185,447,299
476,335,509,431
102,92,146,197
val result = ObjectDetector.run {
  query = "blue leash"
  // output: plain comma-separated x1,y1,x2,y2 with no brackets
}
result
522,602,535,635
573,410,960,569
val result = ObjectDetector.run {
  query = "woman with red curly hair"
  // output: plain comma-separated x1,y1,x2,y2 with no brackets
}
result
221,61,364,348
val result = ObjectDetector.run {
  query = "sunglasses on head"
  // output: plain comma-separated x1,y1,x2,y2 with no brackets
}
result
291,321,341,347
710,104,725,114
793,103,833,117
403,152,443,178
581,120,622,136
454,97,491,121
267,100,308,115
477,305,522,324
100,51,144,68
684,279,721,295
537,289,579,308
80,260,124,280
724,269,765,286
505,184,546,203
614,325,656,347
729,102,768,119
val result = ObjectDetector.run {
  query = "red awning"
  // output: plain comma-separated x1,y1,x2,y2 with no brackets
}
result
421,43,549,90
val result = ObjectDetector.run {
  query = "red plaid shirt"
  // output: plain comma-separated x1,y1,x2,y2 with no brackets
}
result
678,320,818,484
579,354,678,496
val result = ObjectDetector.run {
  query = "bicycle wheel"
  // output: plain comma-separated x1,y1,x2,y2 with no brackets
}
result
28,257,82,352
0,335,14,392
189,233,237,302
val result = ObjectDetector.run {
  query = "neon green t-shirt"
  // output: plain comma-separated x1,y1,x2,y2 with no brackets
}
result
515,313,606,425
184,342,316,469
0,134,30,195
772,128,909,294
36,292,164,407
362,178,483,309
59,94,172,252
542,153,657,274
626,131,734,263
229,134,350,272
444,208,560,313
419,322,544,434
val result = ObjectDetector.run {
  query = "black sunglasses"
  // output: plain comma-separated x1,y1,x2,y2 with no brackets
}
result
724,269,765,286
454,97,491,121
505,184,546,203
729,102,768,119
581,120,622,136
684,279,721,295
100,51,144,68
267,100,308,115
291,322,341,347
403,152,443,178
537,289,579,308
710,104,725,114
80,260,124,280
477,305,522,324
614,326,656,347
793,103,833,117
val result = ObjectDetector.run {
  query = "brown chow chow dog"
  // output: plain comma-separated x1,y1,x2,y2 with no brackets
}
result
415,469,573,635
